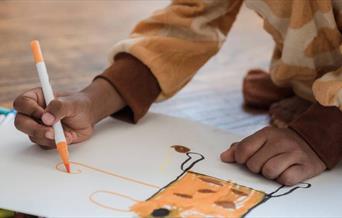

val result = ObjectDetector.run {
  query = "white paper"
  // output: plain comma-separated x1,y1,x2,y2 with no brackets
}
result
0,113,341,217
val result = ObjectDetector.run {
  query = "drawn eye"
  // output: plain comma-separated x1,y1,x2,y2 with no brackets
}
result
215,200,236,209
199,177,223,186
171,145,191,153
173,193,193,199
198,189,217,193
151,208,170,217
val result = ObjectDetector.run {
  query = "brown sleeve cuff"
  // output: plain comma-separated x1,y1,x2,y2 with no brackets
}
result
94,53,161,123
289,103,342,169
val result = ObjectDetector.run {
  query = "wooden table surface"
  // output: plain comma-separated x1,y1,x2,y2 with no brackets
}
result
0,1,273,136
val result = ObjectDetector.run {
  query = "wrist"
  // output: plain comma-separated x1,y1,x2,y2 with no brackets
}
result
82,78,126,125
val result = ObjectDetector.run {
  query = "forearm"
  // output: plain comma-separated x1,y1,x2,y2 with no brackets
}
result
94,53,161,123
82,78,126,125
109,0,243,100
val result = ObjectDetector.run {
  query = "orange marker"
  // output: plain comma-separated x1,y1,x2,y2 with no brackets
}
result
31,40,71,173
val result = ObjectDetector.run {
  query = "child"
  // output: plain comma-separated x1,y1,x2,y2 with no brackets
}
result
13,0,342,186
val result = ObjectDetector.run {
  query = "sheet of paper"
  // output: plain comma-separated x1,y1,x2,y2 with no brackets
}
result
0,113,341,217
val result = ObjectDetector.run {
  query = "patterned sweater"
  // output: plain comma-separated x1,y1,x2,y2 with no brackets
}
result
96,0,342,168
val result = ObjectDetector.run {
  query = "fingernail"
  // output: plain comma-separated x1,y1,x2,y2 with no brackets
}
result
42,112,55,125
45,130,54,140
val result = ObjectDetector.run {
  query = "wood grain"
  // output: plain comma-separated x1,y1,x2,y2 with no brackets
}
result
0,1,273,135
0,0,167,103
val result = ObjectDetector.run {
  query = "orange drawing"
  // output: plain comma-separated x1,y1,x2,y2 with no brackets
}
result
56,145,311,217
56,161,159,189
132,171,265,218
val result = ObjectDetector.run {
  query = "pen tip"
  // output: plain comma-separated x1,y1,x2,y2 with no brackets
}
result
65,163,71,173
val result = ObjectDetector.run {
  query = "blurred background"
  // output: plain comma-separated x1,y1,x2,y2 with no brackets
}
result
0,0,274,135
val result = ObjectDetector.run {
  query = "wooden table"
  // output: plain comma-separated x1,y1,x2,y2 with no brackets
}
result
0,1,273,135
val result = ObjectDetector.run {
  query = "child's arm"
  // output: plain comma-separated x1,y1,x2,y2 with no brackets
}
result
95,0,244,122
14,0,244,147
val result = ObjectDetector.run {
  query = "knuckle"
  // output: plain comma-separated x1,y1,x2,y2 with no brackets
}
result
234,152,246,164
13,95,27,111
262,164,276,179
13,95,42,117
246,160,259,173
13,97,21,110
31,128,43,139
236,144,252,161
49,99,63,112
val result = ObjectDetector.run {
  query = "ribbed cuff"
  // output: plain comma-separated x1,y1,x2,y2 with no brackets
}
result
289,103,342,169
94,53,161,123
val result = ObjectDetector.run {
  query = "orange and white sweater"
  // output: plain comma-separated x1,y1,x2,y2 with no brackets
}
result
97,0,342,168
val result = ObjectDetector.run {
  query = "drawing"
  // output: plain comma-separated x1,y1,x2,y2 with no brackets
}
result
56,145,311,218
132,171,265,217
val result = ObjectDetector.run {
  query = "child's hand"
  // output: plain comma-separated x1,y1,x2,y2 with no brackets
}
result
220,127,326,186
14,88,94,148
13,78,125,149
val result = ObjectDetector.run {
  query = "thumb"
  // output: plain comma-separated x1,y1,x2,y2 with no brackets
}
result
220,142,238,163
42,98,75,126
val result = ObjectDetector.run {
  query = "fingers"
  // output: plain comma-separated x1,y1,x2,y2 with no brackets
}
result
220,142,238,163
276,165,307,186
30,131,73,149
246,141,286,174
15,113,55,148
14,88,77,149
233,128,268,164
29,136,56,149
15,113,53,139
261,153,297,180
42,98,75,126
14,88,46,119
15,113,72,148
221,127,325,186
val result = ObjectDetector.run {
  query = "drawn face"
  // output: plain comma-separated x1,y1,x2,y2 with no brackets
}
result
131,171,265,218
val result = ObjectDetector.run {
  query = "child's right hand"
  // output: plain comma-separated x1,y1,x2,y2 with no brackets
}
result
13,78,125,149
14,88,94,149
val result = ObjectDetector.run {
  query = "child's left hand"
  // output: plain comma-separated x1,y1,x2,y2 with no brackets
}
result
220,127,326,186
